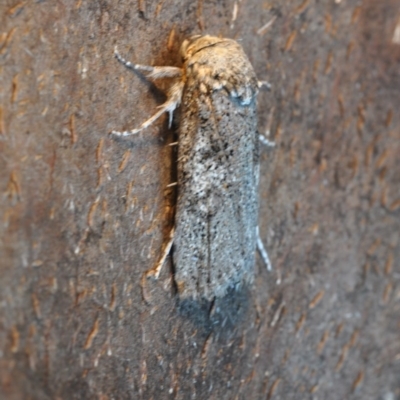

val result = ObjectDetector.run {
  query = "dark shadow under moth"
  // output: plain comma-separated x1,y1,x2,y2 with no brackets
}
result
112,35,272,301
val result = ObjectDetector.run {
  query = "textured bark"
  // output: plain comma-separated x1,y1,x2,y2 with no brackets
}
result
1,1,399,399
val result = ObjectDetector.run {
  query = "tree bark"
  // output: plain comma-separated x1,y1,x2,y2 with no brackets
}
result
1,0,399,399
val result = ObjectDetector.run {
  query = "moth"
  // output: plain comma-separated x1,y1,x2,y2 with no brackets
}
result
112,35,272,301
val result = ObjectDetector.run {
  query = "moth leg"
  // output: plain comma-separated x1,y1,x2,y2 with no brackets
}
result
111,48,184,136
259,134,276,147
111,79,185,137
258,80,272,91
114,48,182,79
256,226,272,271
145,226,175,280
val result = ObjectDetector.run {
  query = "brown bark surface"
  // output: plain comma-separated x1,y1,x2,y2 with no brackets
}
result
1,1,399,399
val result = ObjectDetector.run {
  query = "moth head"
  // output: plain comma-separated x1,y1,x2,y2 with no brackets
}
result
180,35,224,62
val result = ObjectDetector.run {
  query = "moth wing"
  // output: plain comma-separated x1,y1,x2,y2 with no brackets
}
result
174,89,259,300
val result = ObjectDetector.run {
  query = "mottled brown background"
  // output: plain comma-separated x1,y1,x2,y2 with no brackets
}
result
0,0,399,399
